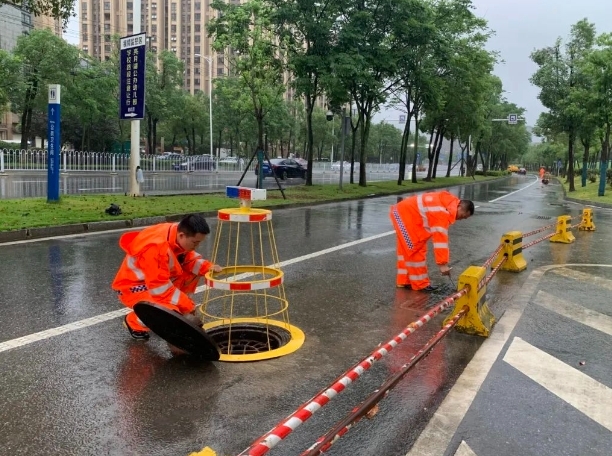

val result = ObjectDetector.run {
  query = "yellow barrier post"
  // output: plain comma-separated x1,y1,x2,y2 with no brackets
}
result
579,208,596,231
188,447,217,456
550,215,575,243
443,266,495,337
492,231,527,272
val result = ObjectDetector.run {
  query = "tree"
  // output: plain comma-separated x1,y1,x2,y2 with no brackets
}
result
530,19,596,192
0,0,74,27
270,0,337,185
10,29,80,149
0,50,21,117
209,0,286,158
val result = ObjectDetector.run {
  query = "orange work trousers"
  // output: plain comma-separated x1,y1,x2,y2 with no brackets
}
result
120,270,202,332
396,237,430,290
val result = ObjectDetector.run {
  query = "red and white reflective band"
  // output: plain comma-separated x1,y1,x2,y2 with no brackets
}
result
218,212,271,222
237,289,467,456
205,276,283,291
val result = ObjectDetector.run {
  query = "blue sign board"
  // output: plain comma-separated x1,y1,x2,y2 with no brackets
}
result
119,33,146,120
47,84,61,202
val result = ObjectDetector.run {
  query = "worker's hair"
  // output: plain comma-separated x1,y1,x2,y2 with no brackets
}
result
459,200,475,215
178,214,211,236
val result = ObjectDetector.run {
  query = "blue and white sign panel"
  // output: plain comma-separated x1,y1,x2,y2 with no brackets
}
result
119,33,146,120
47,84,61,202
508,114,518,125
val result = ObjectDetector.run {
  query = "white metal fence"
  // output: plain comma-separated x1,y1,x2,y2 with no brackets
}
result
0,149,430,174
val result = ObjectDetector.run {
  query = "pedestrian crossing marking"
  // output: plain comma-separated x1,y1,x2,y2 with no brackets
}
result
535,290,612,337
454,440,478,456
551,267,612,292
503,337,612,432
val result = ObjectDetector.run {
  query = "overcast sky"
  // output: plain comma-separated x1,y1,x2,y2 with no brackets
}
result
66,1,610,127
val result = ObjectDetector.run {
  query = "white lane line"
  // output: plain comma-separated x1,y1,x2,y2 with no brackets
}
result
552,267,612,292
503,336,612,432
535,290,612,337
0,309,129,354
0,231,395,353
488,176,539,202
454,441,478,456
406,263,612,456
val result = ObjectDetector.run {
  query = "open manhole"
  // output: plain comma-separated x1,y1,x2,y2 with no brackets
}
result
207,323,292,355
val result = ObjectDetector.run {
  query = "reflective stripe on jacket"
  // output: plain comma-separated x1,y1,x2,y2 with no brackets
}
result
391,191,459,265
111,223,212,313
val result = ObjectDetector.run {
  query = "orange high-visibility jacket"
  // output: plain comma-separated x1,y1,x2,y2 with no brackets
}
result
111,223,212,313
391,191,460,265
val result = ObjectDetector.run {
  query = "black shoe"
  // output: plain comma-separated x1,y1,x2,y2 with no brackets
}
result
421,285,439,292
396,284,412,289
124,316,150,340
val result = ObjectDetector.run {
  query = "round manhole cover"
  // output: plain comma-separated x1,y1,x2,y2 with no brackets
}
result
206,323,292,355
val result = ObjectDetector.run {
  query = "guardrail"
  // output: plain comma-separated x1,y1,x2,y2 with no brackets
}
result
189,208,597,456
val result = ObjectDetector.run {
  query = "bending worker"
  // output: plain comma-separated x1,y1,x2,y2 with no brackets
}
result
390,191,474,291
112,214,222,340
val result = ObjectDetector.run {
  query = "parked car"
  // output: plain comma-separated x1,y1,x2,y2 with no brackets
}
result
518,168,527,175
157,153,183,160
254,158,306,180
294,158,308,168
219,156,239,165
173,155,216,171
330,161,358,172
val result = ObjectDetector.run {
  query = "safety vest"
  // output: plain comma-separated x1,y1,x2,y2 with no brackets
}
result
111,223,211,312
391,191,459,265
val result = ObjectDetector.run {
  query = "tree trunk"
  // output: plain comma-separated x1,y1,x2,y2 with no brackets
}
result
305,94,314,186
568,131,575,192
445,133,455,178
581,140,589,187
411,115,420,183
359,110,372,187
424,128,437,182
598,123,610,197
432,128,445,179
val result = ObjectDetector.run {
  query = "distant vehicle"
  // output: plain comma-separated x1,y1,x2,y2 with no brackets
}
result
219,156,239,165
507,164,520,173
255,158,306,180
173,155,216,171
157,153,182,160
518,168,527,175
331,161,359,172
294,158,308,168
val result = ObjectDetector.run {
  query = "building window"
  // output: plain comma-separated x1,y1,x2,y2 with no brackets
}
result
171,25,176,32
152,14,157,19
152,24,157,33
217,68,224,76
82,33,88,41
21,13,31,24
195,13,200,21
171,3,176,12
171,47,176,52
195,24,200,32
171,13,176,20
128,24,133,32
104,23,110,31
105,45,111,52
82,23,88,32
82,12,87,20
194,46,200,54
217,56,224,65
82,45,88,51
105,13,111,20
195,78,200,86
194,35,200,43
127,2,133,9
82,2,87,11
104,2,110,11
195,2,201,10
194,67,200,74
105,34,111,42
152,2,157,8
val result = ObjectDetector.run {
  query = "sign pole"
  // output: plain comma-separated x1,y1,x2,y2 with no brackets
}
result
120,1,146,196
47,84,61,202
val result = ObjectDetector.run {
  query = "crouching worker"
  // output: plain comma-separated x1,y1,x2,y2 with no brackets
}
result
390,191,474,291
112,214,223,340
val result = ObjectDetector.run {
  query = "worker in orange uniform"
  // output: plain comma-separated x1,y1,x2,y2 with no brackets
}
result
112,214,223,340
390,191,474,291
539,166,546,180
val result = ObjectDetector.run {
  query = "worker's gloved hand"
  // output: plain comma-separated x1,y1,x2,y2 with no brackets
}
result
212,264,223,273
183,310,202,328
438,264,451,276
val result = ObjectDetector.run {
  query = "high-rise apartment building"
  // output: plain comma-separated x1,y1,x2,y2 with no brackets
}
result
79,0,232,95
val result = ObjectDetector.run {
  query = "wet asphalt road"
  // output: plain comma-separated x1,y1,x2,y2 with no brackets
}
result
1,175,611,456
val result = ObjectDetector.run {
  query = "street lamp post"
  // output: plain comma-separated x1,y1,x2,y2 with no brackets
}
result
326,109,334,165
195,54,215,170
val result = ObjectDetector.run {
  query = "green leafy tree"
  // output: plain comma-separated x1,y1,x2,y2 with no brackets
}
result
209,0,286,159
10,29,80,149
0,50,21,117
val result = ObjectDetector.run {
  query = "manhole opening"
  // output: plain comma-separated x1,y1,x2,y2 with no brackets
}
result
207,324,292,355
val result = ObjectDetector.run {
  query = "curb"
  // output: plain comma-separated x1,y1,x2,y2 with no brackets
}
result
559,179,612,209
0,176,507,245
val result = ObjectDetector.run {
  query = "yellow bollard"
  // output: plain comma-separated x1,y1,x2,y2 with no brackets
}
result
579,208,596,231
550,215,575,243
443,266,495,337
188,447,217,456
492,231,527,272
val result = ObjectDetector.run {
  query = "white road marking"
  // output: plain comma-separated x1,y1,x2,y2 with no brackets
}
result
552,267,612,292
488,176,539,202
0,309,129,354
0,231,395,353
406,264,612,456
454,441,478,456
535,290,612,337
503,337,612,432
